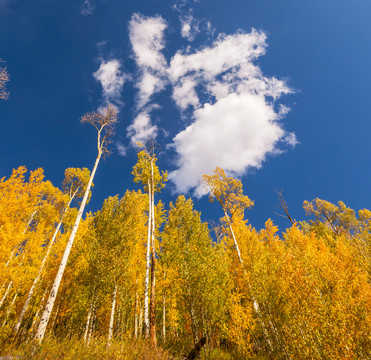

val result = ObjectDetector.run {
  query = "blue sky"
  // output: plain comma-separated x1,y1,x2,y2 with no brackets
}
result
1,0,371,231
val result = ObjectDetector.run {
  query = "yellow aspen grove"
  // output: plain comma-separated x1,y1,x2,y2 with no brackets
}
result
14,168,90,335
34,105,118,342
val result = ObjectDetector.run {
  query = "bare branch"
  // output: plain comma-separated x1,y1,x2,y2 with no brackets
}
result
80,104,118,156
0,62,10,100
275,189,295,225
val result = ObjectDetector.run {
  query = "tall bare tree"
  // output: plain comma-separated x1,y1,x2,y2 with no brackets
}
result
35,105,118,342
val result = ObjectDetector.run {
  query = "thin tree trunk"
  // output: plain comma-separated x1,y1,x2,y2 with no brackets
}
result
35,151,102,342
84,303,93,343
162,272,166,341
14,197,76,335
108,285,117,345
0,281,12,308
30,287,49,336
2,291,18,326
224,211,244,266
50,304,60,334
149,160,157,348
87,308,96,347
139,300,143,336
143,180,152,338
134,289,139,338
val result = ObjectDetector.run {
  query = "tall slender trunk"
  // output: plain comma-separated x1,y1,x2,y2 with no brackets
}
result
30,286,49,336
84,302,94,343
134,289,139,338
0,281,12,308
87,309,96,347
143,180,152,337
35,151,102,342
149,160,157,348
2,291,18,326
14,197,76,335
162,272,166,341
108,285,117,345
224,211,243,266
139,300,143,336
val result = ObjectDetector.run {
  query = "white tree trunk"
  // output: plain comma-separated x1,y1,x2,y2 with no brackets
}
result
108,285,117,345
35,152,102,342
139,301,143,336
0,281,12,308
143,180,152,338
224,211,244,266
84,303,93,342
30,286,49,335
87,309,96,347
149,160,156,347
3,291,18,326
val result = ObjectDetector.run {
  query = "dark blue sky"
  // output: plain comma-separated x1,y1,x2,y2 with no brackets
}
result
1,0,371,231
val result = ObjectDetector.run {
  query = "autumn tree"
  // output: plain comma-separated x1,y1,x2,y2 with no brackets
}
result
35,105,118,341
202,167,253,267
132,144,167,347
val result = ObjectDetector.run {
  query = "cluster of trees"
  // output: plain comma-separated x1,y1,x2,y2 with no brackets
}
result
0,82,370,358
1,147,371,359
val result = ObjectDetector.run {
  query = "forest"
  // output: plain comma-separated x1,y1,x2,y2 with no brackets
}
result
0,91,371,358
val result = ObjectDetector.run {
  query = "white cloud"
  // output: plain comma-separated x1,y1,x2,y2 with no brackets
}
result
81,0,95,15
93,59,126,106
127,111,158,146
116,142,127,157
129,14,167,75
172,76,199,110
169,93,286,196
284,132,298,147
169,31,267,81
167,29,294,195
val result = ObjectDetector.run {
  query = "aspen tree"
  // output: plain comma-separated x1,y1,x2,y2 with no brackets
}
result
35,105,118,341
202,168,279,353
132,144,167,346
202,167,253,266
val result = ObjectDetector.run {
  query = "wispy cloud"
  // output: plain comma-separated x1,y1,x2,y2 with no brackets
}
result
128,13,168,146
116,142,127,157
127,111,158,146
129,13,168,107
81,0,95,16
93,58,126,107
180,15,200,41
174,0,214,42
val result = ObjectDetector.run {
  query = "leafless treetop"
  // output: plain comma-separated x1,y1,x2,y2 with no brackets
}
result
81,104,118,156
0,63,10,100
